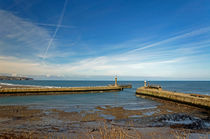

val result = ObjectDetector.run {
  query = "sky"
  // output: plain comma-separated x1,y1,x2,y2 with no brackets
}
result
0,0,210,80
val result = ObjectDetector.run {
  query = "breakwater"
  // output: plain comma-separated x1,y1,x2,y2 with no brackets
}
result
136,86,210,109
0,86,123,96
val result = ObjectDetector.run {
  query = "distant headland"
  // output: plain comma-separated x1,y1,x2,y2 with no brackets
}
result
0,76,33,80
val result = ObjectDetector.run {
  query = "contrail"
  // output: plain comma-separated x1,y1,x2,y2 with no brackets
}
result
43,0,68,59
36,23,74,28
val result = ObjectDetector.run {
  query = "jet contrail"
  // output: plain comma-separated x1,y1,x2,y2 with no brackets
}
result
36,23,74,28
43,0,68,59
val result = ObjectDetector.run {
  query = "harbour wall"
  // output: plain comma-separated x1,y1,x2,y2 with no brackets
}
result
0,86,123,96
136,87,210,109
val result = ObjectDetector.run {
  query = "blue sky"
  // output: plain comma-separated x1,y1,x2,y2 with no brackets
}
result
0,0,210,80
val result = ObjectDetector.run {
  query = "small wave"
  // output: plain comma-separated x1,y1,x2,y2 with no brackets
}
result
0,82,15,86
0,82,57,88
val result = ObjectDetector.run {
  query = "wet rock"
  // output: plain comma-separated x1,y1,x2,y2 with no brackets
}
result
153,114,208,129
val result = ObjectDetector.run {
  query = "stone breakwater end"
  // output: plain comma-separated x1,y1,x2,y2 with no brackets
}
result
0,86,123,96
109,84,132,88
136,87,210,109
118,84,132,88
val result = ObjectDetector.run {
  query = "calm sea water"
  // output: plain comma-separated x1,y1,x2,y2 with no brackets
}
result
0,80,209,112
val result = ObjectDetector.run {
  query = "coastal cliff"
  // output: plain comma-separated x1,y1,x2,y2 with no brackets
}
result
0,76,33,80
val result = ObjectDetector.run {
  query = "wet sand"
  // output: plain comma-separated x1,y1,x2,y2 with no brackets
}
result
0,97,209,138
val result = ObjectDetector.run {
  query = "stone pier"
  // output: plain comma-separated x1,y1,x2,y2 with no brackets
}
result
0,86,123,96
136,86,210,109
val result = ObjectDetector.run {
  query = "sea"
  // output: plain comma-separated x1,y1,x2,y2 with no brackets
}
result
0,80,209,112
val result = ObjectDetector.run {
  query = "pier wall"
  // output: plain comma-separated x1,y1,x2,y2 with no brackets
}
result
136,87,210,109
0,86,123,96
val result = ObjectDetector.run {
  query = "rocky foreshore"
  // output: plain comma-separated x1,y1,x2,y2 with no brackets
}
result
0,98,209,138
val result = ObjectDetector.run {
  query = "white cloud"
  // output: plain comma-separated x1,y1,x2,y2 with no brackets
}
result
128,26,210,52
0,46,210,80
0,54,184,79
0,10,51,59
